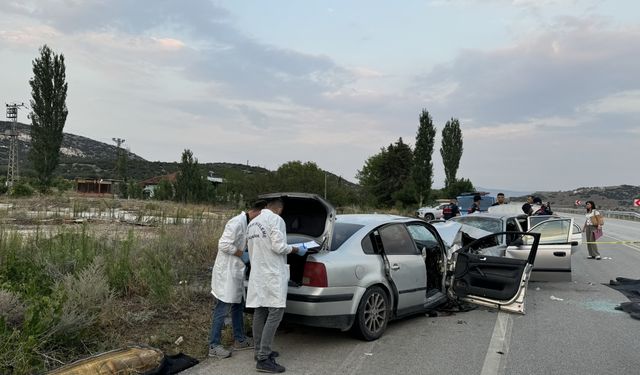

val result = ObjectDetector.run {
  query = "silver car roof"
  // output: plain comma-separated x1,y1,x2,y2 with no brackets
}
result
335,214,410,227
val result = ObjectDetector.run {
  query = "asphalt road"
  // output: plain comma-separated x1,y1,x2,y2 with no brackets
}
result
183,214,640,375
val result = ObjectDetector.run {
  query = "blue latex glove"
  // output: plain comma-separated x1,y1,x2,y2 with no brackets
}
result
240,249,250,264
296,244,308,256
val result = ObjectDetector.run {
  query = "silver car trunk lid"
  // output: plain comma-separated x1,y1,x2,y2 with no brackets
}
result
258,192,336,251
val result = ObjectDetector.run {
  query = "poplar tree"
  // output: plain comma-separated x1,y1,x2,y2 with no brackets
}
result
29,45,68,190
412,109,436,206
440,118,464,189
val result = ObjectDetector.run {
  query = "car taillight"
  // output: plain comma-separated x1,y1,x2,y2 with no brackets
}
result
302,261,328,287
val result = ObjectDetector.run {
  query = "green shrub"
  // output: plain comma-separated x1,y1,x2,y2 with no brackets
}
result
9,183,34,198
53,178,73,192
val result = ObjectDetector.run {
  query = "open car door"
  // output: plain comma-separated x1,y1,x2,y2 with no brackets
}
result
571,223,583,247
507,217,574,281
448,232,540,314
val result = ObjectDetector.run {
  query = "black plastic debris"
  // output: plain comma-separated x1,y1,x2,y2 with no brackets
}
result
606,277,640,321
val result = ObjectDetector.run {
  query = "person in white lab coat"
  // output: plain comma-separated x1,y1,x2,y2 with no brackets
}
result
246,198,307,373
208,200,266,359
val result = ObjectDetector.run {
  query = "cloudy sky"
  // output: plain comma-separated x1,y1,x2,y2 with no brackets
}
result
1,0,639,192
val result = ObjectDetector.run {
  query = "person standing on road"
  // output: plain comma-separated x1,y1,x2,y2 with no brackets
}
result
532,197,553,215
521,195,535,215
583,200,603,260
208,200,266,359
442,198,461,220
491,193,506,206
246,198,307,373
468,195,482,214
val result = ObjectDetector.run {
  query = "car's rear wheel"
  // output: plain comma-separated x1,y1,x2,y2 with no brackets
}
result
352,286,389,341
425,213,435,220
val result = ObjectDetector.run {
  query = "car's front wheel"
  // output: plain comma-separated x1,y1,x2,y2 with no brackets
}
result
352,286,389,341
425,213,435,220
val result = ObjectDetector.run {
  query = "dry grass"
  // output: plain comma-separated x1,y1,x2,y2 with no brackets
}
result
0,194,239,374
0,289,25,328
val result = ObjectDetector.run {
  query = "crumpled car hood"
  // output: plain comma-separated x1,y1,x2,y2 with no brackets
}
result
432,221,462,248
432,220,496,258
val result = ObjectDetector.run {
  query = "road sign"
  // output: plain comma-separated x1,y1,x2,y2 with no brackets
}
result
634,199,640,207
575,200,582,206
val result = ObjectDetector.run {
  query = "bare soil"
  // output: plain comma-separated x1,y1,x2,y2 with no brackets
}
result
112,292,214,360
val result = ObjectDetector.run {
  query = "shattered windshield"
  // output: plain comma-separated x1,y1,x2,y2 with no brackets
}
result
454,217,502,233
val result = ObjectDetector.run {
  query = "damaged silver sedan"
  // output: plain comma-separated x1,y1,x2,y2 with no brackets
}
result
254,193,541,341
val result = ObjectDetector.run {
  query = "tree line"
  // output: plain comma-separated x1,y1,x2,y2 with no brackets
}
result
11,45,473,209
357,110,472,208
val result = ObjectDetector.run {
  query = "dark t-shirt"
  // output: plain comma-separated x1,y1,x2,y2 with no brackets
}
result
468,203,481,214
533,206,553,215
442,204,460,220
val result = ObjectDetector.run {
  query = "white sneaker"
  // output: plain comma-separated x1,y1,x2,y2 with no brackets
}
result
209,345,231,358
595,256,602,260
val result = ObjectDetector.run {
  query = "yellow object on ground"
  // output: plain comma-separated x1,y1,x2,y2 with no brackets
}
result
47,345,164,375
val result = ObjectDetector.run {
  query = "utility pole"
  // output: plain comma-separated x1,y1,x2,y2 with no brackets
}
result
112,137,125,197
112,137,126,177
112,137,125,167
5,102,25,187
324,172,327,199
112,137,125,150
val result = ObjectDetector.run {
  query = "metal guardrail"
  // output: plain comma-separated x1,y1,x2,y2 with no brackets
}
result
555,207,640,222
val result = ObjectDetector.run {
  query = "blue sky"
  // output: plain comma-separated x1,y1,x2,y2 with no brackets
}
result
1,0,639,192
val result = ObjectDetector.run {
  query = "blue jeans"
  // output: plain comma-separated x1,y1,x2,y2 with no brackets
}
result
209,299,246,346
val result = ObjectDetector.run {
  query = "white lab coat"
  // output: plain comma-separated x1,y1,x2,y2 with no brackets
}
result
211,211,248,304
246,208,292,308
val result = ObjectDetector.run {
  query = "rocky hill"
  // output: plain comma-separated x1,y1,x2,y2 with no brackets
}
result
0,121,328,183
515,185,640,211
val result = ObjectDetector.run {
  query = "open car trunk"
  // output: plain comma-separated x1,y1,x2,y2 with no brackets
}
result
258,192,336,285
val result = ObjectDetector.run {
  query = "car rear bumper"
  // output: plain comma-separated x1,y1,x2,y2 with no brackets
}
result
283,285,364,330
283,312,355,331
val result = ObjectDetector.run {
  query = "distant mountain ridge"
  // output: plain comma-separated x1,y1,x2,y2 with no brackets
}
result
1,121,636,205
0,121,345,184
515,185,640,211
476,187,531,198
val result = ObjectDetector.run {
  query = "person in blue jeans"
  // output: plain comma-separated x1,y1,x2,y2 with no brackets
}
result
209,201,266,358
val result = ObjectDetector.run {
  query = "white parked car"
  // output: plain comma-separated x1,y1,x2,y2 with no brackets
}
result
415,203,448,220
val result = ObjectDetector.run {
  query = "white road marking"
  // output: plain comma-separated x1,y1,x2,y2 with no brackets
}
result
480,311,513,375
